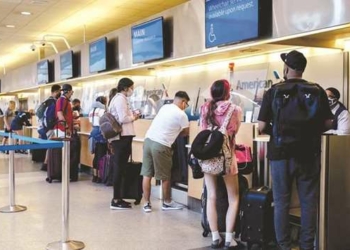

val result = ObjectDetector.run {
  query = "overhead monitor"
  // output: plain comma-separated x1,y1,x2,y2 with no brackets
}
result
60,50,73,80
37,60,49,84
89,37,107,73
205,0,272,48
131,17,165,64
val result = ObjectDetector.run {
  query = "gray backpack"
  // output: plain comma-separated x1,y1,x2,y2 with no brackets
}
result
99,112,122,139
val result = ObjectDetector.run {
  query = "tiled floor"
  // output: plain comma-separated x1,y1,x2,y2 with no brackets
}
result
0,153,298,250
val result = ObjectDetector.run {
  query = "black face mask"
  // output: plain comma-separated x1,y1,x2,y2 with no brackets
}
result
73,106,81,111
55,92,61,99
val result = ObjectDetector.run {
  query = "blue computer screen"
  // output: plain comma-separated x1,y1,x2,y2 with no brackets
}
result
131,17,164,64
89,37,107,73
60,51,73,80
37,60,49,84
205,0,259,48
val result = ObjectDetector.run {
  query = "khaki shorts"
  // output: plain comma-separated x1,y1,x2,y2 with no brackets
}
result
140,138,173,180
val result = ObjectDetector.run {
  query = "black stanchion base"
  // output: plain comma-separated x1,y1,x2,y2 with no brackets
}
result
46,240,85,250
0,205,27,213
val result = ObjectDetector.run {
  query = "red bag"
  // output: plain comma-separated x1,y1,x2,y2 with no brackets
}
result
235,144,254,175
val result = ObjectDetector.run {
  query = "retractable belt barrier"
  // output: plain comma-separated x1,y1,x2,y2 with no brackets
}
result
0,132,85,250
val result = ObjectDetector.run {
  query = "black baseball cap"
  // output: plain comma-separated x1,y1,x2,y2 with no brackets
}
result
280,50,307,72
61,84,72,92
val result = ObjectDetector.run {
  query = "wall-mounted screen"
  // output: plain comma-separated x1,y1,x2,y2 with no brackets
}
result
131,17,164,64
89,37,107,73
60,50,73,80
205,0,271,48
37,60,49,84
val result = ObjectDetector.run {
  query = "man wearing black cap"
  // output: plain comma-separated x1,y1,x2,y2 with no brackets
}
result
325,87,350,135
55,83,74,137
258,50,333,250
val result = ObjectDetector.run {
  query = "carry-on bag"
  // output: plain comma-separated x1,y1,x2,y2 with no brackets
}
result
201,174,248,237
98,153,113,186
121,151,142,205
31,148,46,162
240,186,274,250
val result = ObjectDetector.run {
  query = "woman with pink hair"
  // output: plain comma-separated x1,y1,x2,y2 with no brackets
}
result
200,79,242,249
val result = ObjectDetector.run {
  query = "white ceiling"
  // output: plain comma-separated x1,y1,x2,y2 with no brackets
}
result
0,0,188,73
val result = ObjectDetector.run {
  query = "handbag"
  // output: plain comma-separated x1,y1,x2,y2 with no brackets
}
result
235,144,254,175
199,105,235,176
188,152,203,179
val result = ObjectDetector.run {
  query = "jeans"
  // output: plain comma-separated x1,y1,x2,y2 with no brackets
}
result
110,136,133,200
270,157,320,250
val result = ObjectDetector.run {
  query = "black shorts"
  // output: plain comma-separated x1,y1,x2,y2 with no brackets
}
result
4,127,12,139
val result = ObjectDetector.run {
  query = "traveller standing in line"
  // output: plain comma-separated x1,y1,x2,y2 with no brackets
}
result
325,87,350,135
89,96,108,183
11,110,32,154
109,78,140,209
200,80,242,249
258,50,333,250
1,100,16,154
141,91,190,213
55,84,74,137
38,84,61,170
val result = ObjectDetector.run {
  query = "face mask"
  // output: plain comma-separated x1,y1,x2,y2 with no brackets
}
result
55,92,61,99
126,88,133,97
328,97,337,106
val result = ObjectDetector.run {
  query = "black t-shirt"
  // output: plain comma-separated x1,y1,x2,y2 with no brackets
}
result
258,79,333,160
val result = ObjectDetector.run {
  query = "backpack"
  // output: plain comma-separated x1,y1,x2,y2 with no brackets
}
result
192,104,235,175
272,81,323,147
36,98,56,130
99,112,122,139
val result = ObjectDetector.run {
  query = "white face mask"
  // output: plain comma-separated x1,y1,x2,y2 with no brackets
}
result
126,88,133,97
328,97,337,107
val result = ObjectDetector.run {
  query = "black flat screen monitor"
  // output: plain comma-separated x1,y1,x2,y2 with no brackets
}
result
37,60,49,84
205,0,271,48
60,50,73,80
131,17,165,64
89,37,107,73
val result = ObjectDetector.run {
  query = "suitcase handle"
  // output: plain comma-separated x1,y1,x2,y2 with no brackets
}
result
257,186,269,192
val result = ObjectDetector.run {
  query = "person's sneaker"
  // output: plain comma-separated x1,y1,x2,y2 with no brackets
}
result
143,202,152,213
110,200,132,210
211,238,224,249
162,201,184,211
223,239,238,250
41,163,47,171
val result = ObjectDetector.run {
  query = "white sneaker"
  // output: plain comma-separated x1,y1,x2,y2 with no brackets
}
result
143,202,152,213
162,201,184,211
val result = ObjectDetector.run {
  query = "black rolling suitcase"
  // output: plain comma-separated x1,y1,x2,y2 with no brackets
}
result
31,148,46,162
122,157,143,205
69,132,81,181
201,174,248,237
240,186,274,250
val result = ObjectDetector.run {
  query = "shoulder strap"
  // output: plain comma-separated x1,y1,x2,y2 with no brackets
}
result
219,104,235,133
92,108,97,124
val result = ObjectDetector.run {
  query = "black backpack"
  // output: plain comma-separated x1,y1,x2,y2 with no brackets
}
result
272,81,323,147
191,129,224,160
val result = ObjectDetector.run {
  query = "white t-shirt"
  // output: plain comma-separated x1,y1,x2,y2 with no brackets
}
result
88,107,105,126
146,104,189,148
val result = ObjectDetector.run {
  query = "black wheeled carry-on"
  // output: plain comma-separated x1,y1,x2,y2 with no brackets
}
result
240,186,274,250
122,154,143,205
31,148,46,162
201,174,248,237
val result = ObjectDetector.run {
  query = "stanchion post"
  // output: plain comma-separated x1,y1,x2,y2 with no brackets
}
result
0,132,27,213
46,139,85,250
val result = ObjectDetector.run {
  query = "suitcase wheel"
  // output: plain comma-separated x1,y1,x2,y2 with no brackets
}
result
202,230,209,237
134,199,141,205
46,177,52,183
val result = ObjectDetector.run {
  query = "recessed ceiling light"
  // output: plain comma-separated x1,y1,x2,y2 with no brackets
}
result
6,25,15,28
31,0,48,4
21,11,32,16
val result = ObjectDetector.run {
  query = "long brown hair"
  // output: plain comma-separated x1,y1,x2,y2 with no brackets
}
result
204,79,230,127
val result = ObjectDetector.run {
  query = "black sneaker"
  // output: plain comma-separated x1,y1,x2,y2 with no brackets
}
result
143,202,152,213
110,200,132,210
211,239,224,249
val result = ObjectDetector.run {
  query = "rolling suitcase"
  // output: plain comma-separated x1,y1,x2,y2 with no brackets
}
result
98,154,113,186
240,186,274,250
201,174,248,237
31,148,46,162
122,158,143,205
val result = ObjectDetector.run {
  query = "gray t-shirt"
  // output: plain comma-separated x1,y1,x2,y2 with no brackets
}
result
4,108,15,129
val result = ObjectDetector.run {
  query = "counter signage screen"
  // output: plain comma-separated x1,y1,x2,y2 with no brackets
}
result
131,17,164,64
60,51,73,80
37,60,49,84
205,0,259,48
89,37,107,73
